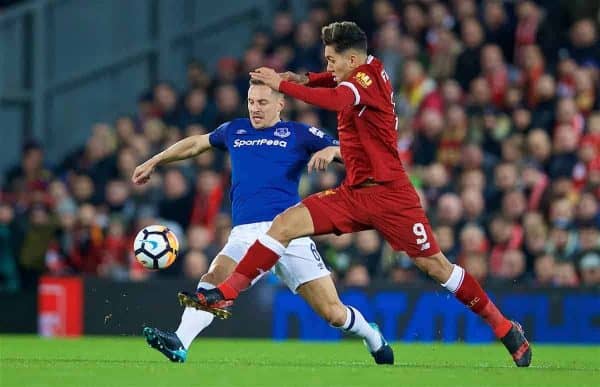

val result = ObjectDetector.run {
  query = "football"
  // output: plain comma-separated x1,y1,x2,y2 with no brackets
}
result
133,225,179,270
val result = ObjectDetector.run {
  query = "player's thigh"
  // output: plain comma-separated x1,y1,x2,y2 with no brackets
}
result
296,275,346,325
274,238,330,294
371,187,440,258
301,187,370,236
269,204,316,241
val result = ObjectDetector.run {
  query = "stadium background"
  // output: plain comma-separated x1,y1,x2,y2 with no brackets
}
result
0,0,598,344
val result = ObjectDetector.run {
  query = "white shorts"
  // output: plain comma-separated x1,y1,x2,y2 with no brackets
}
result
217,221,330,293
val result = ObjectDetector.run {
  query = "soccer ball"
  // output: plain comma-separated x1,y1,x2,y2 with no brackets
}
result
133,225,179,270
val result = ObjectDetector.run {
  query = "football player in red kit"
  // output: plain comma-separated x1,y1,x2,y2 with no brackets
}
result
181,21,531,367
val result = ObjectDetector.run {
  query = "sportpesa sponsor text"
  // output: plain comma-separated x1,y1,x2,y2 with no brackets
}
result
233,138,288,148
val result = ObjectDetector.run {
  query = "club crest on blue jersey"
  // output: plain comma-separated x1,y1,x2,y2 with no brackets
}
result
274,127,291,138
236,129,247,135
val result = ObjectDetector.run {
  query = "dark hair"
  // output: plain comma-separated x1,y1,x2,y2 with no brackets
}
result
321,21,367,53
249,79,266,86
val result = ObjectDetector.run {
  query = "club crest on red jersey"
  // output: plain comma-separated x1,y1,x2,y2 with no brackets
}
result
354,72,372,88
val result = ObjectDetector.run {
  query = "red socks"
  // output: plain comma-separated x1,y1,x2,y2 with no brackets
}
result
454,271,512,338
217,237,284,300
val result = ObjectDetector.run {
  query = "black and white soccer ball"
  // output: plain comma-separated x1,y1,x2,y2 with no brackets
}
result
133,225,179,270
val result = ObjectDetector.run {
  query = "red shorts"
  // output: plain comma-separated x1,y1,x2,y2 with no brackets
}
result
302,181,440,258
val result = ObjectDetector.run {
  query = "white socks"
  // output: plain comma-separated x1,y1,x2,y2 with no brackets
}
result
339,306,383,352
441,264,465,293
175,282,215,349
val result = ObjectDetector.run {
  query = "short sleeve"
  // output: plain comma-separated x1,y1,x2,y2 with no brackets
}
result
208,122,230,150
300,124,339,153
338,66,382,108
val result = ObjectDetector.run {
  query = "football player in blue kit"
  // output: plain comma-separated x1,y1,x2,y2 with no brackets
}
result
132,79,393,365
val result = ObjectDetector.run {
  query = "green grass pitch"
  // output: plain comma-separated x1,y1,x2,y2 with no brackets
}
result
1,336,598,386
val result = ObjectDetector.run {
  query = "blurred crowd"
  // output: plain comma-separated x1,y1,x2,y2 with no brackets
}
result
2,0,600,293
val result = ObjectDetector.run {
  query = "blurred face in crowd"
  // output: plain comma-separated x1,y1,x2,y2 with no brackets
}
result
295,21,318,48
502,190,527,220
71,174,94,203
553,262,578,287
344,264,370,287
195,170,220,196
437,193,464,226
402,60,425,87
154,83,177,112
494,163,518,191
470,77,491,105
553,124,577,154
216,85,241,114
460,224,486,254
441,79,463,104
143,119,166,145
23,147,43,174
421,109,444,138
106,180,129,207
185,89,207,115
550,198,574,223
490,216,512,244
461,144,484,170
579,253,600,285
461,188,484,219
434,226,455,253
355,230,380,254
424,163,449,188
481,44,504,72
578,226,600,251
187,225,212,251
247,83,284,129
461,18,483,48
499,249,525,280
115,116,136,144
556,98,577,124
534,254,555,285
484,0,505,28
403,3,426,36
535,75,555,101
570,19,597,47
163,169,188,199
525,227,547,256
527,129,551,163
463,253,488,283
577,193,598,221
460,169,485,192
0,203,14,224
183,251,208,279
78,203,96,227
501,135,524,162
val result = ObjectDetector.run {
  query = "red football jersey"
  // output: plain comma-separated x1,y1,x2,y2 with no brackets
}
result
304,56,409,187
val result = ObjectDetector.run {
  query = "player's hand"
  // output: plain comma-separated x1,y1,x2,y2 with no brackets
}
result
132,159,157,185
249,67,283,90
279,71,308,85
308,146,339,173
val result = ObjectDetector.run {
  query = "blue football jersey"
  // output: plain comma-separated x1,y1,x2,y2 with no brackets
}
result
209,118,339,226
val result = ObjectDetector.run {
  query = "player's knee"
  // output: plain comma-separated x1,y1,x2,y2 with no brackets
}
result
199,271,221,286
413,252,453,283
269,212,295,244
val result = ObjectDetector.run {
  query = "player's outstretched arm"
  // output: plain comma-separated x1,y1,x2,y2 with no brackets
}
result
250,67,354,111
308,146,342,172
131,134,211,185
279,71,308,85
